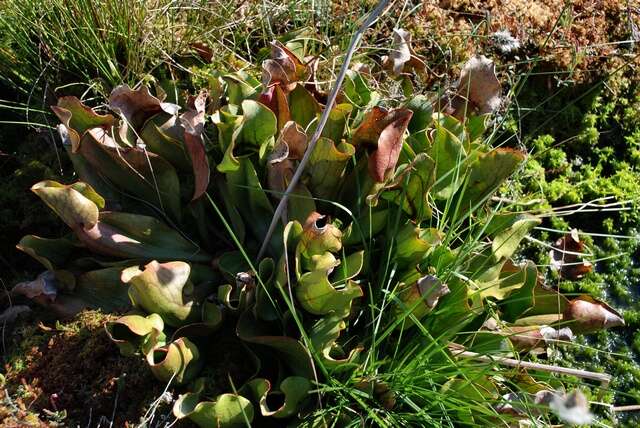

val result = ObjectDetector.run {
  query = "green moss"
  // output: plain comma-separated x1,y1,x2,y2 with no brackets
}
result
513,67,640,426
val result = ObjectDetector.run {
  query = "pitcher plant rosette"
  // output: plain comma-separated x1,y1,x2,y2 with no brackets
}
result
14,37,625,427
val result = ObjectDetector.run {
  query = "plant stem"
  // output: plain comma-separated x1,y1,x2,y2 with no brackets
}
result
257,0,392,260
453,348,612,388
612,405,640,412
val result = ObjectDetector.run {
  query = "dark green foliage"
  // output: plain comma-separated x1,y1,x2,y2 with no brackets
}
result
510,68,640,426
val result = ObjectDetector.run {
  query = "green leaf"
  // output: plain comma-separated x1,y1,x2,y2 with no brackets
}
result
297,270,362,317
489,213,541,261
343,209,389,246
139,113,191,171
287,182,316,225
427,276,481,335
51,96,116,151
31,180,103,229
245,377,310,418
466,114,488,143
344,70,373,107
309,315,362,368
217,251,252,283
306,137,355,199
236,99,277,146
223,74,258,106
59,131,121,204
146,337,202,385
405,95,433,151
16,235,75,271
214,100,278,173
74,266,131,311
106,313,165,356
254,257,280,321
504,280,568,323
331,251,365,283
215,176,246,244
289,85,321,129
13,266,128,318
321,103,353,143
237,310,314,378
458,148,525,211
86,211,210,262
478,260,537,300
281,220,305,282
123,260,200,327
381,153,435,222
201,298,224,328
225,158,279,250
174,392,254,428
394,224,443,266
78,129,182,221
430,121,467,199
441,373,499,403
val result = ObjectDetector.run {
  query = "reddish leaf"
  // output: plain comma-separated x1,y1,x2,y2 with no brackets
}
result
190,42,213,63
261,41,308,93
109,85,179,130
368,109,413,182
51,96,116,152
279,120,307,160
181,90,210,201
258,85,291,130
184,132,210,202
506,325,573,352
352,106,389,146
267,121,307,195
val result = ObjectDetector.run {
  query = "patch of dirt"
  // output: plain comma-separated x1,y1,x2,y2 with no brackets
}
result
412,0,637,83
2,311,166,427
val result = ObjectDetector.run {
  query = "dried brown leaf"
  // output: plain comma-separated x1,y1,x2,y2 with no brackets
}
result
383,28,427,76
550,229,593,279
444,55,501,119
563,295,625,333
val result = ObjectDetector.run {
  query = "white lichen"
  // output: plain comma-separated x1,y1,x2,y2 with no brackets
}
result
491,30,521,54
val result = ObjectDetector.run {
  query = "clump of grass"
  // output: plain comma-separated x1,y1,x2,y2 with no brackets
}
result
0,0,240,99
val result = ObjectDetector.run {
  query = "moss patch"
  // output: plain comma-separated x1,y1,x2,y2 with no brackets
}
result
1,310,172,426
509,64,640,426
